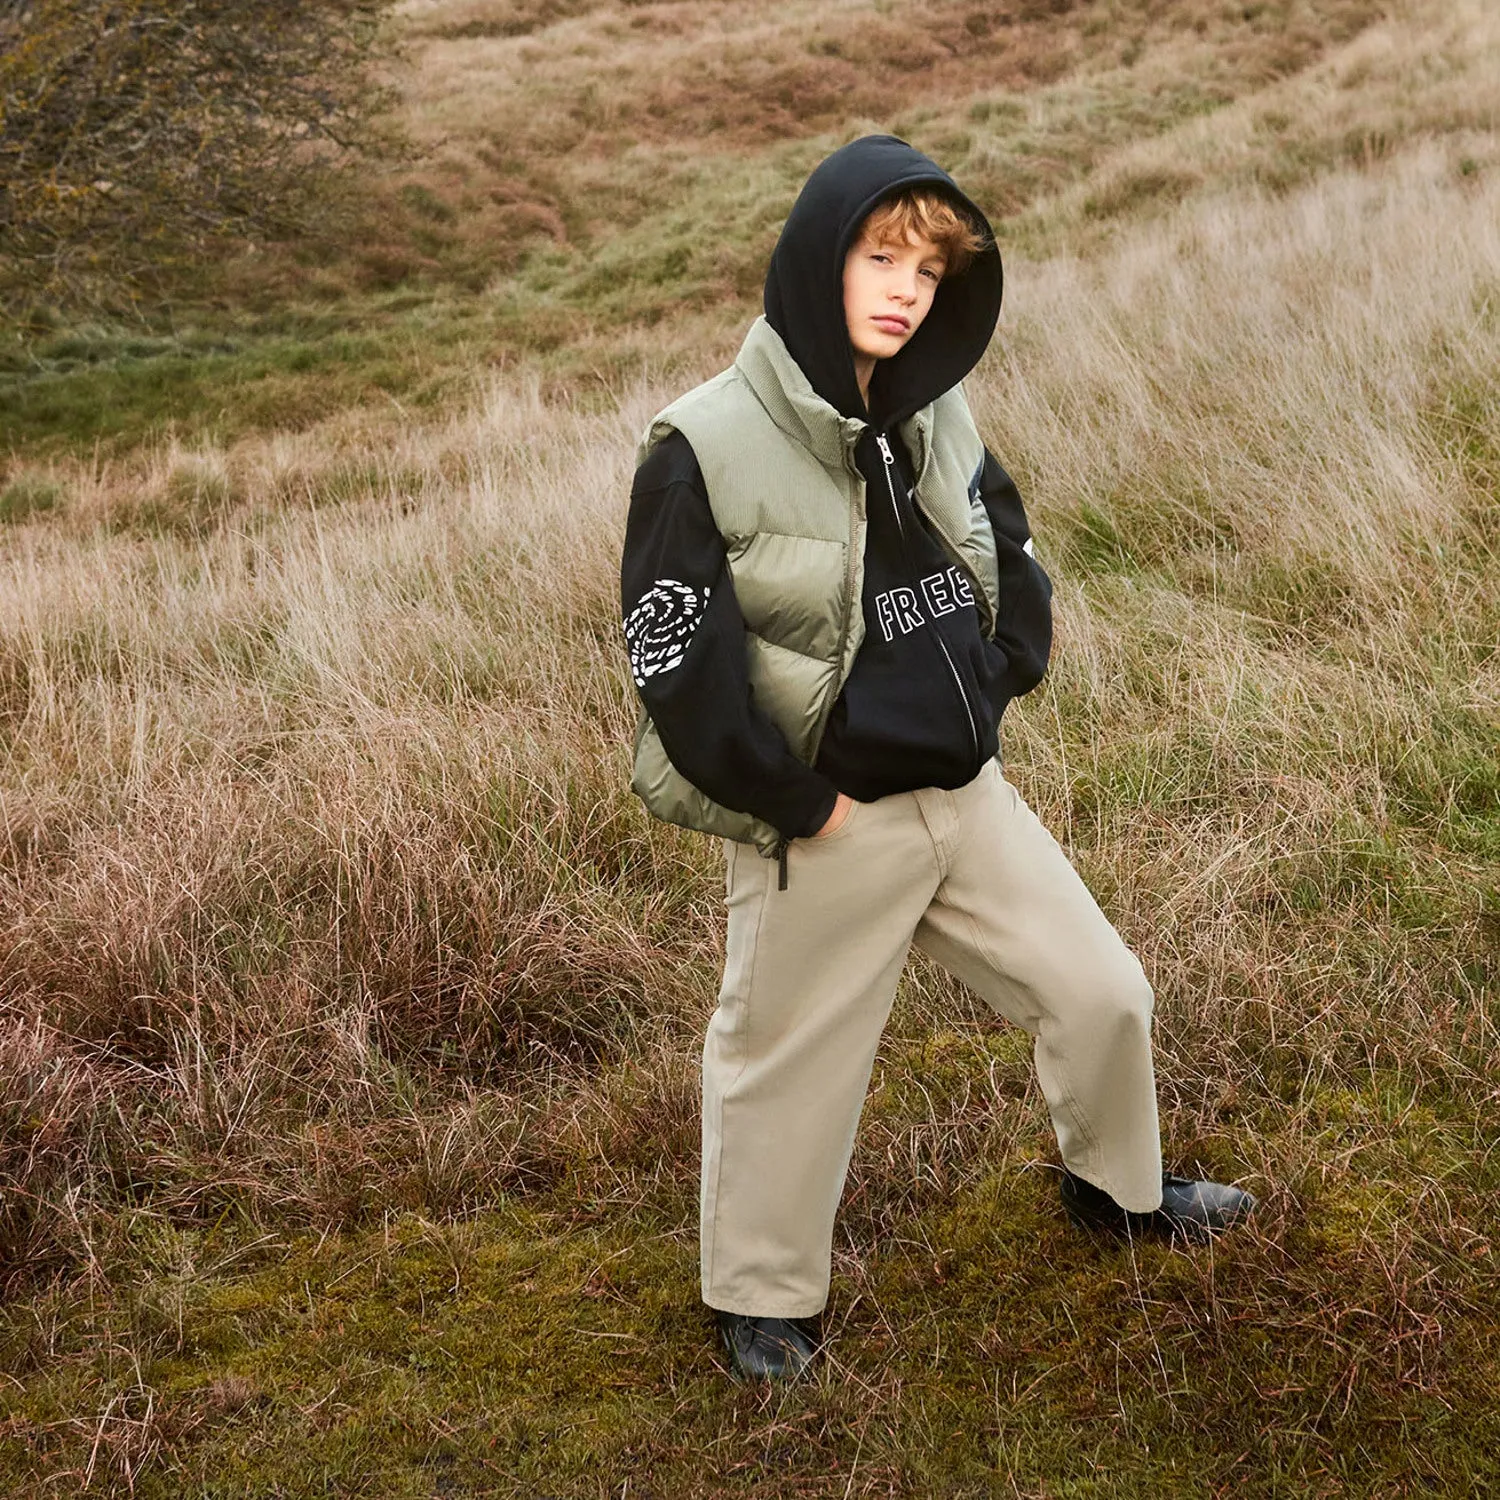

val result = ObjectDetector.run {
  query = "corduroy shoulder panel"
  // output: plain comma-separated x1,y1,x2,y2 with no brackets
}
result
647,343,855,545
641,329,862,676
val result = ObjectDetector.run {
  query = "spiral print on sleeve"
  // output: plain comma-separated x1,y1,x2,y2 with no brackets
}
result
625,579,710,687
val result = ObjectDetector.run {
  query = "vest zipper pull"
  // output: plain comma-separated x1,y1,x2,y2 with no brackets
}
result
775,839,790,891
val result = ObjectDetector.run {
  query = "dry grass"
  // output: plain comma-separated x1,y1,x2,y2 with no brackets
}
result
1,0,1400,453
347,0,1384,301
1,0,1498,1494
1,379,698,1261
394,0,1374,161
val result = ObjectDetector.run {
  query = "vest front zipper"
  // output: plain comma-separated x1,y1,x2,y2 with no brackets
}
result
875,431,982,770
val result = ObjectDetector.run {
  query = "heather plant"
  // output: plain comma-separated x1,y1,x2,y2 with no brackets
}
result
0,0,397,309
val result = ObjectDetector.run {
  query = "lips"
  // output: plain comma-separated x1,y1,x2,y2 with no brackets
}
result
871,315,910,334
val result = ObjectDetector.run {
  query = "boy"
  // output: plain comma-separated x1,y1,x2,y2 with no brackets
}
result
620,136,1253,1383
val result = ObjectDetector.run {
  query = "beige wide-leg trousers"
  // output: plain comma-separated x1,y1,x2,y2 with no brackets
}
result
701,759,1164,1318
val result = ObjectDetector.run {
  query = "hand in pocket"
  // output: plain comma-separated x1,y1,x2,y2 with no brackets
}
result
814,792,857,838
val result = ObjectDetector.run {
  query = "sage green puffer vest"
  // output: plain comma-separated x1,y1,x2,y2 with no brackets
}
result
631,316,1003,854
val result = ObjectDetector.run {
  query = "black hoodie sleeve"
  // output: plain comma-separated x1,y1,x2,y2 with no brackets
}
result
977,448,1053,699
622,431,841,841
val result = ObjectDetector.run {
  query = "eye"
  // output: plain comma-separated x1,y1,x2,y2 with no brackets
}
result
919,266,942,282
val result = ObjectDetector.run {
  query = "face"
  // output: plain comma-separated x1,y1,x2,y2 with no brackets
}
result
842,229,946,368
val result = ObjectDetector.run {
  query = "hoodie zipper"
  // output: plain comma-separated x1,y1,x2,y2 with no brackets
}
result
875,431,981,767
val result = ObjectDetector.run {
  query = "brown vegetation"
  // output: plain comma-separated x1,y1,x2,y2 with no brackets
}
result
399,0,1378,160
0,0,396,308
375,0,1386,293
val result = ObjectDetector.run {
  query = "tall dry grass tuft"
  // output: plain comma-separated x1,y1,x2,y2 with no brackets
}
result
2,126,1495,1301
0,379,716,1278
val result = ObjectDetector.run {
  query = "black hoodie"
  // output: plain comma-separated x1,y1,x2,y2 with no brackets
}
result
621,136,1052,837
764,133,1003,429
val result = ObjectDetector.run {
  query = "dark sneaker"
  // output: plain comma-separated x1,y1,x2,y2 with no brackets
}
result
1061,1170,1256,1241
715,1311,819,1382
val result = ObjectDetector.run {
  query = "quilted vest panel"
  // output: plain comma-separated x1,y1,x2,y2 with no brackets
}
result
630,318,996,854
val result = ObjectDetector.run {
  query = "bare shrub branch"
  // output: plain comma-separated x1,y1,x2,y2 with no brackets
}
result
0,0,398,309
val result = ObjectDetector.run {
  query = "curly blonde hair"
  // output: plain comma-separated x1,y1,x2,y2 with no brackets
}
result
859,190,986,276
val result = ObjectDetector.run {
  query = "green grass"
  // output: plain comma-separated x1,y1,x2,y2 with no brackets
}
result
0,311,467,457
0,473,63,524
3,1051,1496,1497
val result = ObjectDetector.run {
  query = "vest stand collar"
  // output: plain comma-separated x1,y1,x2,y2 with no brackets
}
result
735,317,867,471
736,317,942,487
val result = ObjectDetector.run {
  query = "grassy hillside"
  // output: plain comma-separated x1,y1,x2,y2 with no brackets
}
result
2,0,1499,1495
0,0,1407,454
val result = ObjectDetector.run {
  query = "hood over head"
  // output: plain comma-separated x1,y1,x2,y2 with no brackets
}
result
763,135,1002,428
